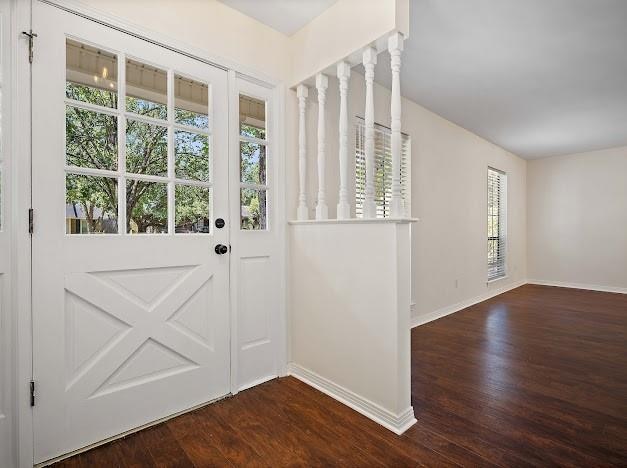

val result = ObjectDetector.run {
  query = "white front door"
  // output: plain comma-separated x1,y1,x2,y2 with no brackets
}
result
32,3,230,463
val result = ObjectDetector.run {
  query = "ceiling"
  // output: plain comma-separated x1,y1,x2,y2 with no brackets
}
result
223,0,627,159
219,0,337,36
372,0,627,159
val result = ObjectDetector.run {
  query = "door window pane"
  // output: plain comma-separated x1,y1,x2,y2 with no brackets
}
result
175,74,208,129
175,131,210,181
63,40,222,237
66,39,118,108
240,188,267,230
126,119,168,176
175,185,210,233
66,174,118,234
66,106,118,170
126,180,168,234
239,95,266,140
240,141,266,185
126,58,167,120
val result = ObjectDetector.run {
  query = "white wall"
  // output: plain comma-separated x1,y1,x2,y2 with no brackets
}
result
289,0,408,86
288,70,528,324
52,0,292,82
289,220,415,434
528,147,627,292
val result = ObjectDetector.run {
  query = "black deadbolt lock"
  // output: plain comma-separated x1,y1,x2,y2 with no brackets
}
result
215,218,225,229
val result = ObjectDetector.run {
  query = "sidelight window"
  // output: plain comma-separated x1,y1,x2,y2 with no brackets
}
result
239,94,268,230
65,39,213,234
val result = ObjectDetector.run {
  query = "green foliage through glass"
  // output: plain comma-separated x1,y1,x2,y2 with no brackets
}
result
175,185,211,233
127,180,168,234
175,131,210,182
66,174,118,234
240,188,267,230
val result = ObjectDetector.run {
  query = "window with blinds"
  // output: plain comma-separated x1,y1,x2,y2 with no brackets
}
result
487,167,507,281
355,118,410,218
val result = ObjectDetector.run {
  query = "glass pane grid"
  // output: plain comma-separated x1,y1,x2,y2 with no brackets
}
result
239,94,268,230
66,39,212,235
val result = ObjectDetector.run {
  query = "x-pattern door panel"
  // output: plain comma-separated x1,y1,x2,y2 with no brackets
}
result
32,4,230,463
64,264,216,400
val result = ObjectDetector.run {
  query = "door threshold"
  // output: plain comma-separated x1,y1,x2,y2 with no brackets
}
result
36,393,231,467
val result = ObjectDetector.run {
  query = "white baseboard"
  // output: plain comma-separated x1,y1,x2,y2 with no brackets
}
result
411,279,527,328
286,363,417,435
527,279,627,295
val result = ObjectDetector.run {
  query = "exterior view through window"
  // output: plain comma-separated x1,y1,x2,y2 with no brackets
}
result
487,167,507,280
355,118,410,217
65,39,212,234
239,94,268,229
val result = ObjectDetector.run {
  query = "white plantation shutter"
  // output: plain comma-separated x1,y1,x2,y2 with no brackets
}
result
355,118,410,218
487,167,507,280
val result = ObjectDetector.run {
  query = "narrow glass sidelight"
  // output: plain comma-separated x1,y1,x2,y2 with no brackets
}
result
239,94,268,230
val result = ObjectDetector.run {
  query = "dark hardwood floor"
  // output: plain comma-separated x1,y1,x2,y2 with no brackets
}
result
53,284,627,467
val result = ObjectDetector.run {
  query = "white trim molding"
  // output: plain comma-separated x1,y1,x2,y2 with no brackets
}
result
288,217,419,226
527,280,627,295
411,280,527,328
287,363,417,436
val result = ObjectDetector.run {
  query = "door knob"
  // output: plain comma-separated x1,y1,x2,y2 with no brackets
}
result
214,244,228,255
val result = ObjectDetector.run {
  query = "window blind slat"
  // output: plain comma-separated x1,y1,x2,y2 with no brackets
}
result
487,167,507,280
355,119,410,218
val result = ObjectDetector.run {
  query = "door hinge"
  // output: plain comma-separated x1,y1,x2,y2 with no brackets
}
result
30,381,35,407
28,208,34,234
21,30,38,64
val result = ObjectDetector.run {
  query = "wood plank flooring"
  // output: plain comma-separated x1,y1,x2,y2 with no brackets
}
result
52,284,627,467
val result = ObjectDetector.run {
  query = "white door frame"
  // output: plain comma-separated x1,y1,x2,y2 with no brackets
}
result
13,0,36,466
12,1,288,466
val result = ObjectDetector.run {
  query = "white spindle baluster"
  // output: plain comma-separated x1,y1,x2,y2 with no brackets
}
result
388,32,404,218
337,61,351,219
362,47,377,218
297,84,309,220
315,73,329,220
